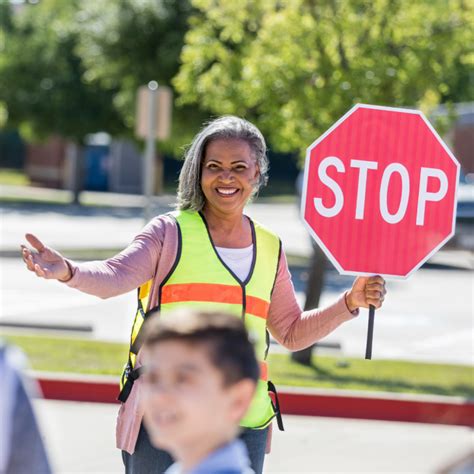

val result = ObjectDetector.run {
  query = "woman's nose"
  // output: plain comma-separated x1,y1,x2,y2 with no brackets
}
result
219,169,234,182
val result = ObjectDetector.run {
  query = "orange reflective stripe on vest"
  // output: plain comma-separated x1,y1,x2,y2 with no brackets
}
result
162,283,270,320
162,283,242,305
246,296,270,320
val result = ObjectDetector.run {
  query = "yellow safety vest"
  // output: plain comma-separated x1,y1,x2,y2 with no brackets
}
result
119,210,283,429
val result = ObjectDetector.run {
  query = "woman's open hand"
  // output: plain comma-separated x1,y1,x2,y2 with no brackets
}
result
21,234,71,281
345,275,386,312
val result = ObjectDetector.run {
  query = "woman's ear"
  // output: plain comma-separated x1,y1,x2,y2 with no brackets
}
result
254,164,260,183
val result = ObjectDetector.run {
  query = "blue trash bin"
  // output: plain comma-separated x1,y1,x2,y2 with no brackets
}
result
84,144,109,191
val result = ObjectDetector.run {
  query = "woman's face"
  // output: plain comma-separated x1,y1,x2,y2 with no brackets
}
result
201,138,259,217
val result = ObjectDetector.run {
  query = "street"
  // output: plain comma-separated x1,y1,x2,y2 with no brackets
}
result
1,195,473,365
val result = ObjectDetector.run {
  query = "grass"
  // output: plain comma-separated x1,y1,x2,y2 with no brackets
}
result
2,333,127,376
268,353,474,398
0,168,30,186
0,196,71,206
2,333,472,398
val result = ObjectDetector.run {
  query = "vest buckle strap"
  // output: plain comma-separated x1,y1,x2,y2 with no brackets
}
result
117,366,145,403
268,380,285,431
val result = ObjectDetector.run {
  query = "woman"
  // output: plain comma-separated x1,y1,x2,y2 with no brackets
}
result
21,116,386,474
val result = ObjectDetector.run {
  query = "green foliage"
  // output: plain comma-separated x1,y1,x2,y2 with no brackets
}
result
75,0,207,154
1,0,471,158
75,0,191,124
174,0,474,162
0,0,206,152
0,0,124,142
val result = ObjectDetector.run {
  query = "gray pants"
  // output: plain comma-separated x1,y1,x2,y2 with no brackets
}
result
122,423,269,474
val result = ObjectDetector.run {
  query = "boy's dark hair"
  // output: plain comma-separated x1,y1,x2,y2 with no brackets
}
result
143,310,260,386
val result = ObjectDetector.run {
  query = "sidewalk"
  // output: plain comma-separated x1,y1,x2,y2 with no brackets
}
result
34,399,474,473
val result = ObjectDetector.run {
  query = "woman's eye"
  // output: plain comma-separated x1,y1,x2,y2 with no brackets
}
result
207,163,219,170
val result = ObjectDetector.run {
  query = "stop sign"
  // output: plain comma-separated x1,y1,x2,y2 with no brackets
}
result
301,104,460,278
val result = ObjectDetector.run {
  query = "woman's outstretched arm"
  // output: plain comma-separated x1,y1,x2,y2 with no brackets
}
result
20,215,172,299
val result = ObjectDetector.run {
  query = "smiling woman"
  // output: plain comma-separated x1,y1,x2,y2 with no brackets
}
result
177,116,268,213
20,115,387,474
200,138,260,247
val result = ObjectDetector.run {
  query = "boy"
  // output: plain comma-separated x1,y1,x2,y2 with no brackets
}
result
140,310,259,474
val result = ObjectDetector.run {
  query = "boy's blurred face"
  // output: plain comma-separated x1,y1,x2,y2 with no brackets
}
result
141,340,254,455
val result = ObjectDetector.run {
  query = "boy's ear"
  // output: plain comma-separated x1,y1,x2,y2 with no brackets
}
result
227,379,257,423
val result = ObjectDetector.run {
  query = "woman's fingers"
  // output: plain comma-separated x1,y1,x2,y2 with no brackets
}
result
365,283,386,296
366,298,383,309
25,233,45,253
365,289,383,299
366,296,384,309
22,245,48,278
27,256,36,272
34,263,48,278
348,275,387,310
21,235,60,279
367,275,385,285
366,277,387,294
22,248,36,271
365,277,387,308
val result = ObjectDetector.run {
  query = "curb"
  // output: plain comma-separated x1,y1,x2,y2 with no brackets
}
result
34,373,474,428
276,386,474,427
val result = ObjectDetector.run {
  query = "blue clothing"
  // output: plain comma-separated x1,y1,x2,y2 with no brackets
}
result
165,439,254,474
122,423,268,474
0,343,52,474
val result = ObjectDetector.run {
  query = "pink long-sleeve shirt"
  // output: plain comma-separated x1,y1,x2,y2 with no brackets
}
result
65,213,358,453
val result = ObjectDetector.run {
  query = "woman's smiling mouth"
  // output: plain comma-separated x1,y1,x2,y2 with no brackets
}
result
216,187,239,196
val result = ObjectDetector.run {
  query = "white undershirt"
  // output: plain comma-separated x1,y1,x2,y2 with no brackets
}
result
215,245,254,282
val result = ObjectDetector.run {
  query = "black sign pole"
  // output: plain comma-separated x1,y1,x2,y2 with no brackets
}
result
365,304,375,359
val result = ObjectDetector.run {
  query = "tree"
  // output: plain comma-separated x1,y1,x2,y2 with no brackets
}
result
175,0,473,161
75,0,206,154
0,0,206,199
0,0,124,143
174,0,473,364
0,0,206,156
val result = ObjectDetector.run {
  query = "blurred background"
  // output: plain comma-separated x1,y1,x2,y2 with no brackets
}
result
0,0,473,473
0,0,472,197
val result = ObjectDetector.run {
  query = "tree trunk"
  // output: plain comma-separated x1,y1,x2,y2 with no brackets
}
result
65,142,82,205
291,243,327,365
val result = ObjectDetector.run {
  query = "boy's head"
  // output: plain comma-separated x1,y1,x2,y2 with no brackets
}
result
140,310,259,456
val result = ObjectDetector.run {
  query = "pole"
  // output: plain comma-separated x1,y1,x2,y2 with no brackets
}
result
143,80,158,223
365,304,375,359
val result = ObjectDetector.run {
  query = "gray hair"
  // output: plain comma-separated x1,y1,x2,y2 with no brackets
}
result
177,116,269,211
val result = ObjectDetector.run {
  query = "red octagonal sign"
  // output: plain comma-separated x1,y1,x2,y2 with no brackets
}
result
301,104,460,278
